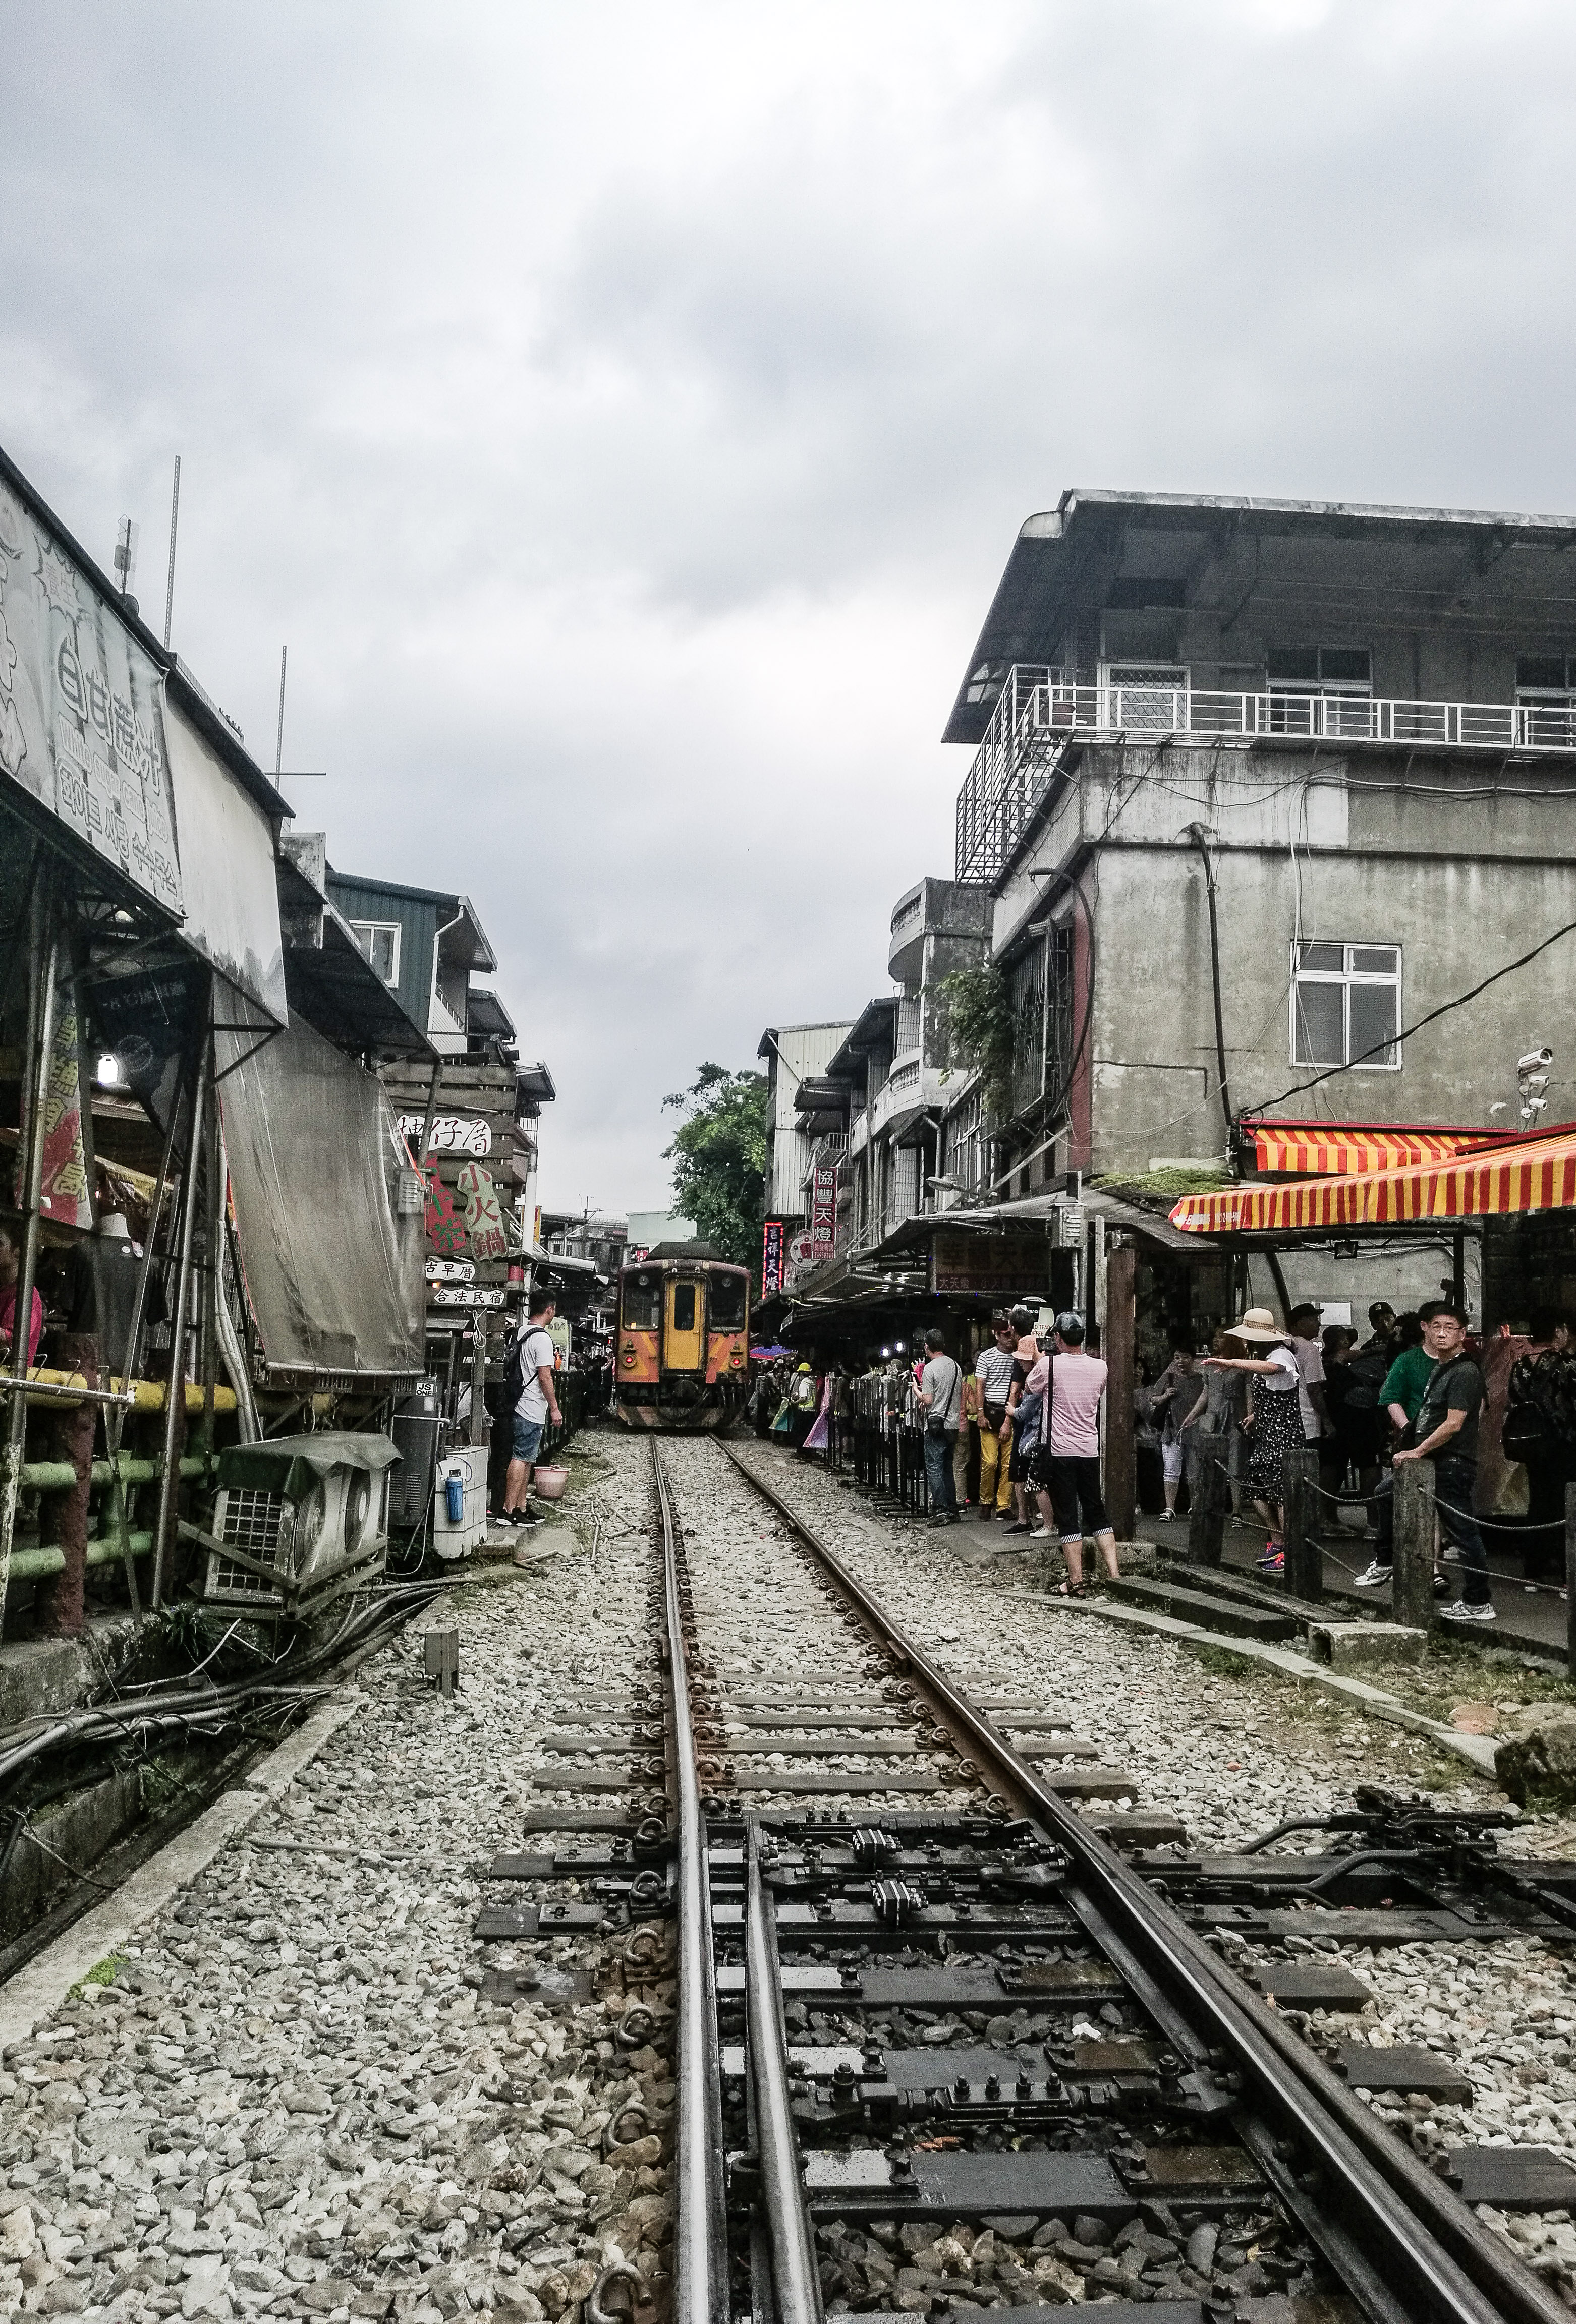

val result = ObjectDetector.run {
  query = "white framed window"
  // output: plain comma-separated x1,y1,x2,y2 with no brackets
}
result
350,920,400,985
1291,941,1401,1070
1099,662,1190,730
1516,655,1576,745
1268,647,1373,738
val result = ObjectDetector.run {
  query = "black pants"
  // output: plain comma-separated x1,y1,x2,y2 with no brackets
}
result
1372,1457,1491,1604
1045,1455,1110,1541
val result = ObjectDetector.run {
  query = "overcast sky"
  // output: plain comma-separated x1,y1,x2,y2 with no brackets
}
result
6,1,1576,1214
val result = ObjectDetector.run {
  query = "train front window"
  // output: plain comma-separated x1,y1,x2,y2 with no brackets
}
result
707,1272,746,1329
623,1274,661,1330
672,1283,697,1332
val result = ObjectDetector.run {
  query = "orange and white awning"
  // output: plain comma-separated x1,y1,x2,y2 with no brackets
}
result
1245,1119,1516,1177
1172,1121,1576,1235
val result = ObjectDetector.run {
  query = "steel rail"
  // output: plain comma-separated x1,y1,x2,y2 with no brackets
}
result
718,1440,1562,2324
651,1442,728,2324
745,1821,823,2324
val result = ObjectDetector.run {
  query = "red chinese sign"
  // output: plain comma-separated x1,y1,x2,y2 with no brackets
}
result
761,1217,784,1296
811,1160,837,1264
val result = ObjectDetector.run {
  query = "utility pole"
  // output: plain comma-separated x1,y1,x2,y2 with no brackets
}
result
274,645,287,777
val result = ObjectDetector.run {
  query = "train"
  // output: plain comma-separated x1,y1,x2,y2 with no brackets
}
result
614,1242,750,1429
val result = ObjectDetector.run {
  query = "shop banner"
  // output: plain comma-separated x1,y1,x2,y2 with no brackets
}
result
782,1227,817,1289
455,1160,508,1259
931,1232,1049,1299
761,1217,784,1296
398,1112,492,1156
14,950,92,1228
0,475,182,917
811,1159,837,1263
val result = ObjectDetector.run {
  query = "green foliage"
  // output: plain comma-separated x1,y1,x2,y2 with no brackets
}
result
939,964,1017,1128
69,1952,127,1999
662,1064,770,1280
1092,1166,1230,1199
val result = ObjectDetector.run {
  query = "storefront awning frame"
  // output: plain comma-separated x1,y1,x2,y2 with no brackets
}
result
1173,1119,1576,1236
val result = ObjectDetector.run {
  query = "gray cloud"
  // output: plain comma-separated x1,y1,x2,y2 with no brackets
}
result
4,0,1576,1208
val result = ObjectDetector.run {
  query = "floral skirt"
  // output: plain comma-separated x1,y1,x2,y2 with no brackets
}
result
1245,1384,1302,1500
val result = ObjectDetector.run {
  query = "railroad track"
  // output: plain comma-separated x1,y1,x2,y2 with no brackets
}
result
487,1436,1576,2324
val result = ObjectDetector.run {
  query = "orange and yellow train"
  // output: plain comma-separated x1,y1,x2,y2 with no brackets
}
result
615,1245,750,1429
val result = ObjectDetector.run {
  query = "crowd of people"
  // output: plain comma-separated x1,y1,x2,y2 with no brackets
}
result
749,1287,1576,1628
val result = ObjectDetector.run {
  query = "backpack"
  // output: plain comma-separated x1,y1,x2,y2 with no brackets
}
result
484,1330,529,1422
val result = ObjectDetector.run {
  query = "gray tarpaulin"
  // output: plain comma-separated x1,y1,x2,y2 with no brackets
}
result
164,702,288,1022
217,1431,399,1502
217,1013,424,1380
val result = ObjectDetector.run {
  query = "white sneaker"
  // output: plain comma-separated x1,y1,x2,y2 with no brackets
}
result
1353,1560,1393,1588
1439,1599,1497,1622
1029,1525,1051,1541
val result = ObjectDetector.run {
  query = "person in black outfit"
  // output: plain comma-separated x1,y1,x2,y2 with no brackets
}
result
1504,1307,1576,1585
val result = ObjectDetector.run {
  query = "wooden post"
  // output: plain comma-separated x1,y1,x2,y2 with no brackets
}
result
1566,1483,1576,1684
1281,1444,1323,1601
1187,1430,1228,1565
1393,1457,1437,1636
1105,1240,1137,1540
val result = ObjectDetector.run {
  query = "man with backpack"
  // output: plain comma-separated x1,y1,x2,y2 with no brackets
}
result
917,1326,963,1525
502,1287,563,1526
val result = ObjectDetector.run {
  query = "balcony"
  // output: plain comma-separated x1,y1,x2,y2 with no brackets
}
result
954,665,1576,884
888,875,992,983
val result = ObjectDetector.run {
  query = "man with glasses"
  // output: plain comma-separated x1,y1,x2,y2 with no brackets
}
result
1393,1302,1493,1623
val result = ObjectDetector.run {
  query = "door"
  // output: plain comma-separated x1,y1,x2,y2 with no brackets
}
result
664,1277,705,1371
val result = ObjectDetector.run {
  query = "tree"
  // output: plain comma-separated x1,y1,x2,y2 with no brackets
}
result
662,1064,770,1279
940,962,1017,1128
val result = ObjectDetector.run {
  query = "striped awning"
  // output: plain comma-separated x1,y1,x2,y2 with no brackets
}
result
1247,1119,1516,1176
1172,1122,1576,1235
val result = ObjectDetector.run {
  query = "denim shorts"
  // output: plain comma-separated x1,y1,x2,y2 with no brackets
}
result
512,1413,545,1463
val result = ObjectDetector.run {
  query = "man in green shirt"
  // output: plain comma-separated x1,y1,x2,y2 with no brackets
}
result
1379,1315,1433,1434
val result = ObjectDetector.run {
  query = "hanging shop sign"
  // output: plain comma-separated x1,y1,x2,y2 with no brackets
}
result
0,472,182,916
425,1256,477,1282
398,1112,492,1157
761,1217,784,1296
811,1160,838,1263
931,1232,1050,1299
15,951,92,1227
455,1160,508,1259
782,1227,818,1289
423,1168,468,1256
429,1284,506,1309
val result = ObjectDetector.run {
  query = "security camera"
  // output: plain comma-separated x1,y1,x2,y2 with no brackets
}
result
1518,1048,1554,1075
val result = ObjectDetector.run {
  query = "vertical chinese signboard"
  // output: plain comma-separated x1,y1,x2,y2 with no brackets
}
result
811,1160,837,1264
761,1218,784,1296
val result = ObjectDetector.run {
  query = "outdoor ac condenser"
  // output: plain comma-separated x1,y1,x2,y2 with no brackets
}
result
200,1432,399,1623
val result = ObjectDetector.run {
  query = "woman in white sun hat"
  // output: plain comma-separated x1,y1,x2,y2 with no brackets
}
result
1202,1308,1300,1575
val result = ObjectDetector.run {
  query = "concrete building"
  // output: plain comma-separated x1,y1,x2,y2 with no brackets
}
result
757,1020,854,1226
940,490,1576,1197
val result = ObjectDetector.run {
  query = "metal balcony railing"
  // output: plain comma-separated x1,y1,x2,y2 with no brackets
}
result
953,670,1576,883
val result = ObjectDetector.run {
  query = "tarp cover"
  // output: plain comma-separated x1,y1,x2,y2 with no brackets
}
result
1171,1119,1576,1234
218,1012,424,1378
218,1430,399,1503
164,702,288,1022
1246,1119,1517,1177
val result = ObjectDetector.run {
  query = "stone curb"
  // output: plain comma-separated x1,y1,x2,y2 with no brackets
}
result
0,1688,366,2052
993,1585,1503,1779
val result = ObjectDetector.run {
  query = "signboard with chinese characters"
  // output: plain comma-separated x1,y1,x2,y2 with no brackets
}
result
781,1227,817,1289
761,1218,784,1297
430,1284,506,1309
931,1232,1049,1299
425,1257,477,1282
399,1113,492,1157
810,1160,837,1263
455,1161,508,1259
0,474,182,916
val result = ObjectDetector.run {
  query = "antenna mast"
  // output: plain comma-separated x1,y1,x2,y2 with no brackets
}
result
162,455,181,649
274,645,288,776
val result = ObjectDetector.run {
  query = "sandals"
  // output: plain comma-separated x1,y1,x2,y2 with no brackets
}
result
1055,1579,1087,1599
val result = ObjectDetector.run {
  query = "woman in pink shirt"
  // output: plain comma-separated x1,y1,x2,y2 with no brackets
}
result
1026,1311,1122,1594
0,1224,44,1371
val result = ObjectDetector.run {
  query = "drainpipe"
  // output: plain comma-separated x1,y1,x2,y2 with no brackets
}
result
1187,824,1236,1155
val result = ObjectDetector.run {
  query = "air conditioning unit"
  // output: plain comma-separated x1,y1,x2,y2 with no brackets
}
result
201,1432,399,1622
